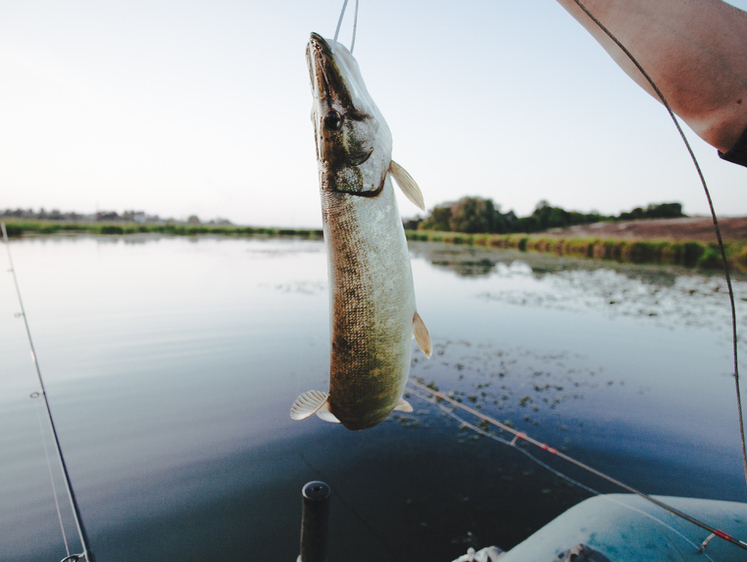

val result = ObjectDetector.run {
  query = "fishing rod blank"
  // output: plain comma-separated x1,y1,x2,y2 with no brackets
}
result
1,222,96,562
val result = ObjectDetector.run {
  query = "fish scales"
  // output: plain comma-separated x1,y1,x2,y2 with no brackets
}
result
325,181,415,428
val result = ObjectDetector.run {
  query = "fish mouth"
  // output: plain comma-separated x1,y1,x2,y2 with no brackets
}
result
307,32,375,119
307,33,354,111
308,32,332,60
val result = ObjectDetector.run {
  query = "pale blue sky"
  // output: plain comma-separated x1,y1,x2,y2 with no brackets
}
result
2,0,746,227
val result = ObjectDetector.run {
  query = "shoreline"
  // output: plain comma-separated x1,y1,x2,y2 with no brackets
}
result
2,217,746,272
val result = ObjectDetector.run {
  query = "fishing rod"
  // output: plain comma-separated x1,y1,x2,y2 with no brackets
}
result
1,222,96,562
407,379,747,553
409,385,721,560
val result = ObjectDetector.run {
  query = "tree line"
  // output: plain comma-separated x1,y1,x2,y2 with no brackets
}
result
404,197,685,234
0,207,233,226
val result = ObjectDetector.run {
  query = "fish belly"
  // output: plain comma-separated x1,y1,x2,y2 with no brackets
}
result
322,180,415,430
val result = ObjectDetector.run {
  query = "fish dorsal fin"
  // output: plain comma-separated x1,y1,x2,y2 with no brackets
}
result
290,390,341,423
394,399,413,412
389,160,425,211
412,311,432,358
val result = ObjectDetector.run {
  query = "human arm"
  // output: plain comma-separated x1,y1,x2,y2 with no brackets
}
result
555,0,747,158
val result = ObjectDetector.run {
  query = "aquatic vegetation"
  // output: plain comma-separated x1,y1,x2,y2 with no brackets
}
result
409,341,610,441
475,266,747,341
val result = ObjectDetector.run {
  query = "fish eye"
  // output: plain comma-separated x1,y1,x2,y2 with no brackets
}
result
323,110,342,131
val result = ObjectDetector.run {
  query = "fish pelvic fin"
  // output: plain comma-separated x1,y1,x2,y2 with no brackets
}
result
412,311,432,358
290,390,341,423
389,160,425,211
394,398,413,413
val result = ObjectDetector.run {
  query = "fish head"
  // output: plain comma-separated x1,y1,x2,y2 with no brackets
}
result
306,33,392,196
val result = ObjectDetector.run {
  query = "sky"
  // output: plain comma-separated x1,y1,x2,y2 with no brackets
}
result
2,0,746,228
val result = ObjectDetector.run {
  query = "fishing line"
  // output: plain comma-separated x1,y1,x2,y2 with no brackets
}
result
332,0,347,45
406,386,600,494
407,379,747,552
407,385,716,560
409,386,717,559
657,528,697,562
31,391,71,558
1,222,96,562
569,0,747,490
350,0,360,54
333,0,360,53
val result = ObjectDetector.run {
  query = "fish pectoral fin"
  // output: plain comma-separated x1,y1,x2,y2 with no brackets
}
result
290,390,341,423
412,311,432,358
291,390,327,420
389,160,425,211
394,399,413,413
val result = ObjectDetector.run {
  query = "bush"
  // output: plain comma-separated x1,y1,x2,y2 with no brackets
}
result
99,225,124,235
733,247,747,272
488,237,506,249
697,247,723,269
59,223,87,232
682,241,705,267
2,224,23,237
593,240,616,260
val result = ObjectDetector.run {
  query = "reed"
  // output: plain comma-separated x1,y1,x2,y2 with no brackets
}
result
403,228,747,272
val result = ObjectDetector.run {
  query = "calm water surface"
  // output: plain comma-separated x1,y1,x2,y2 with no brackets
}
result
0,235,745,561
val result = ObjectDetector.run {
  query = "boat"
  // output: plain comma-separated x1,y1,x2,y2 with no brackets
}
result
452,493,747,561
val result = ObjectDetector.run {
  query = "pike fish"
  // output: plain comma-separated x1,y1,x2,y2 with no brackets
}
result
290,33,432,430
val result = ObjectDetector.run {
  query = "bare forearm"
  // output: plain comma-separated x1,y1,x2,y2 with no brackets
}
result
556,0,747,153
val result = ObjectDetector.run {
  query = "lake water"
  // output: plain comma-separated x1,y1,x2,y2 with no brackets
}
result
0,234,745,561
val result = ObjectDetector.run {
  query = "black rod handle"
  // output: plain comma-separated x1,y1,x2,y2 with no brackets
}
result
298,481,331,562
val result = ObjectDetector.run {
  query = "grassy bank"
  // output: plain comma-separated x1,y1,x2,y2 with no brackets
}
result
0,219,323,240
406,230,747,272
4,219,746,272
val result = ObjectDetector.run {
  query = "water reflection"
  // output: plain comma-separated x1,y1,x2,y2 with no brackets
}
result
409,240,746,340
410,240,729,283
